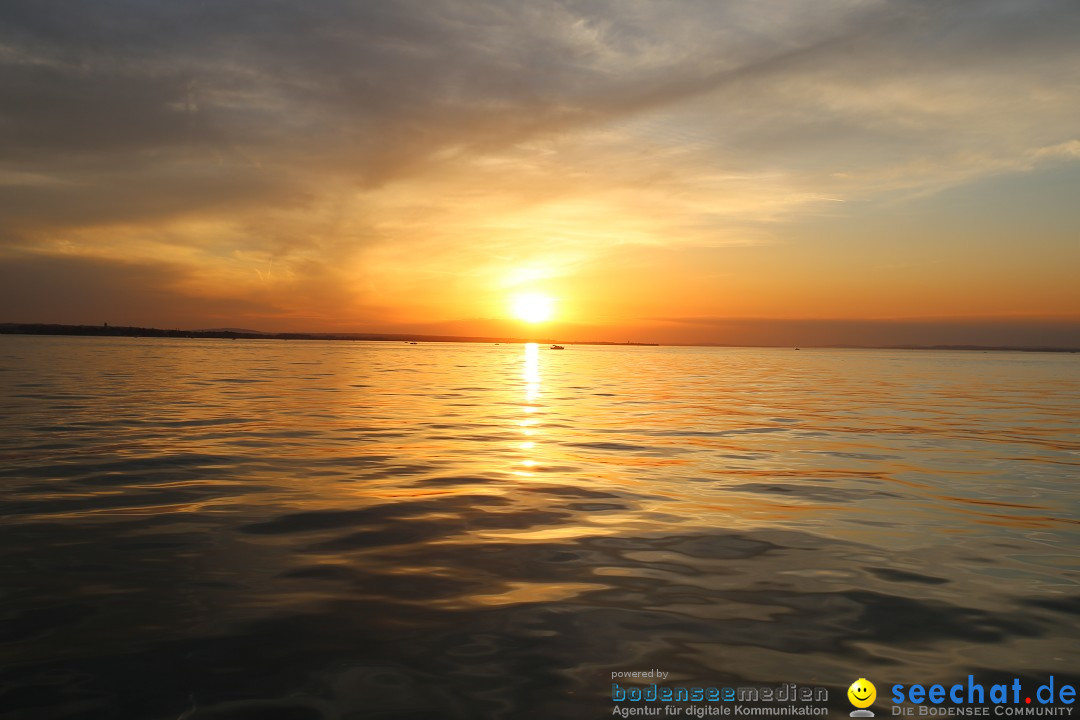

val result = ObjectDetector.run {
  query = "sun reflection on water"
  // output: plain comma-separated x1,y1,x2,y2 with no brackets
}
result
517,342,541,475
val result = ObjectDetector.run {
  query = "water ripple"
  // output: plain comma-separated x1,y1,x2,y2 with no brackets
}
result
0,337,1077,719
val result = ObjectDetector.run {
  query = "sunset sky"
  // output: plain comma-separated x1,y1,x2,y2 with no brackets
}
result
1,0,1078,346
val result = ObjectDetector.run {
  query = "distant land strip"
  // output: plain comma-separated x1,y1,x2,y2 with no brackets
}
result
4,323,1079,352
0,323,658,346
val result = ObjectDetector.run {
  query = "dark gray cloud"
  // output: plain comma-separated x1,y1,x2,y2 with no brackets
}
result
0,253,278,326
2,0,1075,218
0,1,959,224
0,250,396,329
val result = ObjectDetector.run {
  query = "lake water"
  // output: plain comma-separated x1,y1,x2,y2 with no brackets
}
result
1,336,1077,719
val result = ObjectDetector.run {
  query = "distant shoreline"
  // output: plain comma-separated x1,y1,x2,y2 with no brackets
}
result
1,323,1077,353
0,323,659,346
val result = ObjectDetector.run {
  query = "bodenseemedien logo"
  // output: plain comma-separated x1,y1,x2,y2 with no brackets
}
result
609,678,829,717
849,678,877,717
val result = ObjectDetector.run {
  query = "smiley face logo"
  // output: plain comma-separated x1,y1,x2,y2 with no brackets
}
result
848,678,877,710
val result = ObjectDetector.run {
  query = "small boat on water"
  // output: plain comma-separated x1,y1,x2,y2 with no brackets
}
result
549,344,564,350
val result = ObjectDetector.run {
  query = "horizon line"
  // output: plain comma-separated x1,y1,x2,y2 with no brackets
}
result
2,322,1077,353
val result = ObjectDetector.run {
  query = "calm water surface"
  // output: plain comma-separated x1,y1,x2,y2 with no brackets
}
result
1,336,1078,719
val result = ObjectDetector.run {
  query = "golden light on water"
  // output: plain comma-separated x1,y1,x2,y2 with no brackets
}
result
519,342,541,474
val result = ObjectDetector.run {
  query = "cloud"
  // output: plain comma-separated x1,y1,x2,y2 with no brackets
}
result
0,253,275,326
0,251,394,329
1032,140,1080,161
650,316,1080,348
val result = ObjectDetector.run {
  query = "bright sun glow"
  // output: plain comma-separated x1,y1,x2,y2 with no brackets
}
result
511,292,555,323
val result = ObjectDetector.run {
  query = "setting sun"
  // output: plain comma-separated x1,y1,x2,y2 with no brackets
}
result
510,292,555,323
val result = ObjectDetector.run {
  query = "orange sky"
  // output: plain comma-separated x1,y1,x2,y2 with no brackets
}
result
0,1,1078,346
